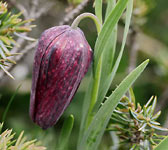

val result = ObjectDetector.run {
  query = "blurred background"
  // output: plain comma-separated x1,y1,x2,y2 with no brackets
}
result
0,0,168,149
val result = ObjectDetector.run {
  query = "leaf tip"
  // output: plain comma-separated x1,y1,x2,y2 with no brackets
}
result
69,114,74,121
145,59,150,64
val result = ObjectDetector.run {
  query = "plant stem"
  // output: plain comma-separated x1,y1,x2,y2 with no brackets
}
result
72,13,102,129
70,13,103,128
72,12,103,133
71,13,102,34
86,58,102,128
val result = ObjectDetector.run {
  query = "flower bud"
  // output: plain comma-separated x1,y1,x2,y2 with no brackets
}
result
30,25,92,129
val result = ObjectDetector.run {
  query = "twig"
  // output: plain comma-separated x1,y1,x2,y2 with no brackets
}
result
34,3,53,19
10,0,29,19
0,0,88,81
0,41,38,79
0,0,89,80
0,0,53,80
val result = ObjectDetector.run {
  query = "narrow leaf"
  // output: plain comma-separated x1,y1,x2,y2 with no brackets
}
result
93,0,133,112
0,47,6,59
105,0,115,20
2,84,21,122
129,87,135,104
145,96,154,108
150,96,157,116
58,115,74,150
78,73,93,139
139,123,147,131
154,136,168,150
14,32,36,41
94,0,128,73
148,123,168,131
79,59,149,150
0,36,10,45
150,121,160,126
15,131,24,146
152,111,161,120
0,40,10,55
0,123,3,133
0,64,14,79
95,0,102,24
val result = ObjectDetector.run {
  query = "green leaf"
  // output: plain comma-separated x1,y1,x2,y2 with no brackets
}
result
152,111,161,120
58,115,74,150
150,120,160,126
129,87,135,104
105,0,116,20
148,123,168,131
0,122,3,133
95,0,102,24
145,96,154,108
78,59,149,150
139,123,147,131
0,40,11,56
112,112,132,123
94,0,128,73
78,0,132,147
154,136,168,150
129,109,143,122
93,0,133,112
150,96,157,116
0,46,6,59
77,72,94,145
0,36,10,45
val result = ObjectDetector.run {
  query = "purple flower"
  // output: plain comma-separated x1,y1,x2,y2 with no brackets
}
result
29,25,92,129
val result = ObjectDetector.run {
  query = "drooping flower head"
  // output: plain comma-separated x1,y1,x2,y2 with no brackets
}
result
30,25,92,129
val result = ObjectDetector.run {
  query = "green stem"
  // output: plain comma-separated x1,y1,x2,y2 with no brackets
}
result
72,13,102,130
86,58,102,128
71,13,102,34
72,14,102,129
